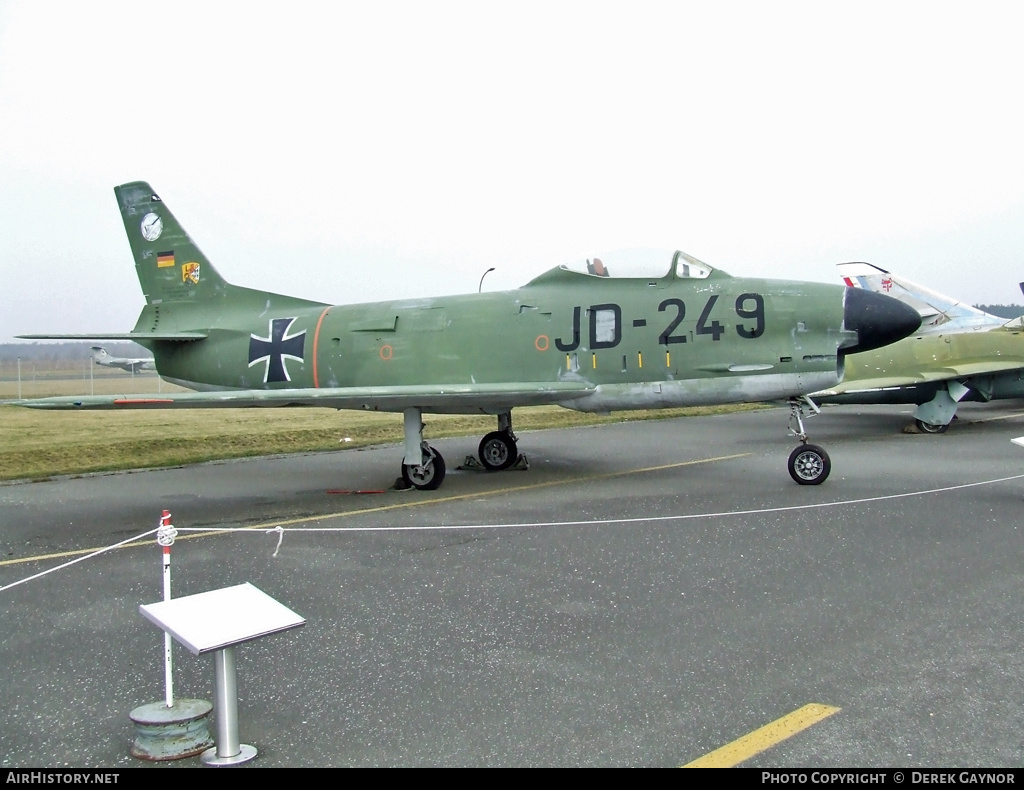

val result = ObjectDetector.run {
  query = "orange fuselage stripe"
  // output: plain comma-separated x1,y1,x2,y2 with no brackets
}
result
312,307,331,388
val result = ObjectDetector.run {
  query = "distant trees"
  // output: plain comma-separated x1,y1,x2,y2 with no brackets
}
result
974,304,1024,319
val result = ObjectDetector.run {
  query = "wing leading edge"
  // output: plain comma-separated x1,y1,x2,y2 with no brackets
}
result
14,381,596,414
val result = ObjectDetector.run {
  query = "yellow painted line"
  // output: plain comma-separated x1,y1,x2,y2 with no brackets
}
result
0,452,751,568
682,703,841,767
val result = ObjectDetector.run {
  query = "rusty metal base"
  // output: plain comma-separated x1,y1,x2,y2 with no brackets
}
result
129,699,214,761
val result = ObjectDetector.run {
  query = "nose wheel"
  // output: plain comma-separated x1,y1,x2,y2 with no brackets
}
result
788,443,831,485
787,396,831,485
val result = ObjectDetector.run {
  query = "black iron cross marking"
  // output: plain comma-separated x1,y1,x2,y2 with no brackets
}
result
248,317,306,383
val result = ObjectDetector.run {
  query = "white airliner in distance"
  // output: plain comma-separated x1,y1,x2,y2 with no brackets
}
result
90,346,156,373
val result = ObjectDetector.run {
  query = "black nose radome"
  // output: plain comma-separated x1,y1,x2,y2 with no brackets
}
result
841,287,921,354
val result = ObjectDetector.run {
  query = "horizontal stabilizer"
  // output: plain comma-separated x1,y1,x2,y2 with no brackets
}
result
16,332,208,341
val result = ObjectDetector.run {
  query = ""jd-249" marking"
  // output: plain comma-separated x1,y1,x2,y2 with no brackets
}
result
554,294,766,351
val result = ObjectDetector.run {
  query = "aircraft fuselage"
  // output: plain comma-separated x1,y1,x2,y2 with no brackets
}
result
16,181,923,489
147,268,855,414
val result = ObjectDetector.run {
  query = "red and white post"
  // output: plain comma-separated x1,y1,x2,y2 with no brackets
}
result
156,509,177,708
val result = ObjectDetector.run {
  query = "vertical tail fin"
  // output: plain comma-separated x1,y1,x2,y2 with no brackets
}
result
114,182,230,305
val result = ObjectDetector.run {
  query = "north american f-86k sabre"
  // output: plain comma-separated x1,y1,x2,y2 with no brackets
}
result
16,182,920,489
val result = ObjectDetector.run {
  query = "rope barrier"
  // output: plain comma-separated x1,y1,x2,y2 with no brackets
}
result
3,471,1024,594
0,527,160,593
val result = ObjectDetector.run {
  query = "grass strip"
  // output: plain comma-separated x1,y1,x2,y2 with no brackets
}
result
0,402,769,481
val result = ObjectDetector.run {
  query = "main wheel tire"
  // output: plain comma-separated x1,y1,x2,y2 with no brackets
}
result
788,443,831,485
401,446,446,490
478,431,518,471
915,419,949,434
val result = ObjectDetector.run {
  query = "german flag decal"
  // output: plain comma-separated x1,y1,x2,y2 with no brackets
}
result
157,251,175,268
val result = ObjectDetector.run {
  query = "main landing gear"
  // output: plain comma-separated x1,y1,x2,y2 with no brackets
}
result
911,381,966,435
787,396,831,485
396,400,834,490
478,412,519,471
398,408,447,491
397,408,522,491
401,443,446,490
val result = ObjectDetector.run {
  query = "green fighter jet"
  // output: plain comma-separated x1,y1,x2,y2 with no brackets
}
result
16,182,920,489
812,262,1024,433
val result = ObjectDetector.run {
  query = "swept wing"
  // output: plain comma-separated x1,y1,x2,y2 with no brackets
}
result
17,381,594,414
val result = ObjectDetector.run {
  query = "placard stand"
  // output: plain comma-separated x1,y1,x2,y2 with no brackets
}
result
140,582,305,766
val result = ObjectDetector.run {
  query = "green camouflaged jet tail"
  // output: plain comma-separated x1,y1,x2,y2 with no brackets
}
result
112,182,325,342
114,181,230,305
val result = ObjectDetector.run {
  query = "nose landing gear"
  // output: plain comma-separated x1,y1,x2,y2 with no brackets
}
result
787,396,831,485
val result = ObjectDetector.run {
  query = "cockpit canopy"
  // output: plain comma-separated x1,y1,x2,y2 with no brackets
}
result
559,249,716,280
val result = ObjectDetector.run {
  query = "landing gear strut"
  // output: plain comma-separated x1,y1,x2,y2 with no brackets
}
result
787,396,831,485
398,407,446,490
911,382,966,434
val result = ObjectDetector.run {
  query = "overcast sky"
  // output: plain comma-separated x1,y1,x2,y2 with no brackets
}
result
3,1,1024,342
